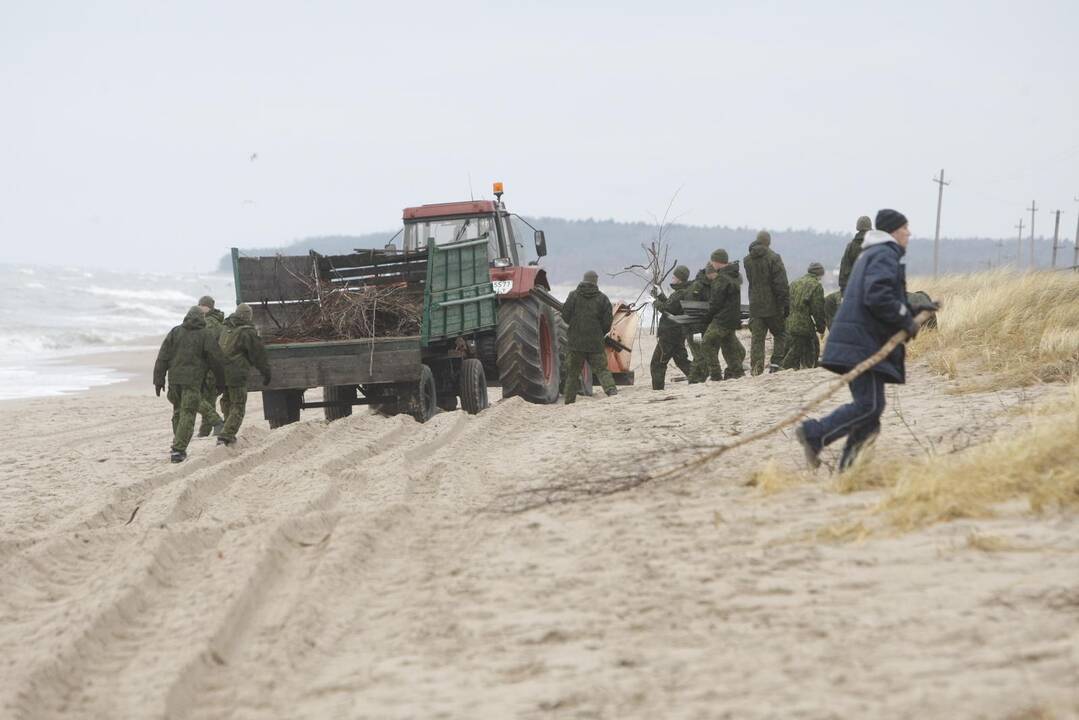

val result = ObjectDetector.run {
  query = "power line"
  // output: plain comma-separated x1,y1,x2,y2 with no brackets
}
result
932,169,950,277
1050,209,1062,268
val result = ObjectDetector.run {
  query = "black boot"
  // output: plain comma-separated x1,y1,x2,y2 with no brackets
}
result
605,387,618,396
170,449,187,463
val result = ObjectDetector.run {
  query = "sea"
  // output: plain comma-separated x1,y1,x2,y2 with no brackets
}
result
0,263,654,401
0,264,235,400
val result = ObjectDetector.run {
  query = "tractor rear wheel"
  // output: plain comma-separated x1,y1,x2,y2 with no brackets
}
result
322,384,355,422
459,358,489,414
496,297,560,404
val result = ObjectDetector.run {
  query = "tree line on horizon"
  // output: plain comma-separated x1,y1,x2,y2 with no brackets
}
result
219,217,1059,290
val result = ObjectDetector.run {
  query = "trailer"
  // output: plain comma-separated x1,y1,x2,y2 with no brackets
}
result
231,185,589,427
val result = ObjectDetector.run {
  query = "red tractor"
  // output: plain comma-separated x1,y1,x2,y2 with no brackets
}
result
397,182,569,404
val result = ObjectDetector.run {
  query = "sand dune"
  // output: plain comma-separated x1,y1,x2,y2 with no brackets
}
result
1,337,1077,719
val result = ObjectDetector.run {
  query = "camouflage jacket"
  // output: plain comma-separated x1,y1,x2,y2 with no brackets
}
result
653,279,691,339
787,273,826,336
706,262,742,330
743,240,790,318
823,290,842,330
220,314,271,386
562,282,613,353
154,308,226,388
838,231,866,293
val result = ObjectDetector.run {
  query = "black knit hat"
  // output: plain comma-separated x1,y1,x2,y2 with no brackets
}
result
875,209,908,234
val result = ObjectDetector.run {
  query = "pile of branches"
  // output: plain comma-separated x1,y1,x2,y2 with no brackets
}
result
266,281,422,343
611,188,684,330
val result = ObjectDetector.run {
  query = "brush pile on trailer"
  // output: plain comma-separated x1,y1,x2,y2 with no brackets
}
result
264,279,423,345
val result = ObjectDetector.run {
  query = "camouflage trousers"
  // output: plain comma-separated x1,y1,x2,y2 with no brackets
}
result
563,350,616,404
198,372,223,435
701,323,746,380
219,385,248,443
168,384,202,452
782,332,821,370
749,316,788,375
650,332,693,390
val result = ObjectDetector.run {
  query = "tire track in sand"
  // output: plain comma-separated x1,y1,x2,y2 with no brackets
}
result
5,412,419,719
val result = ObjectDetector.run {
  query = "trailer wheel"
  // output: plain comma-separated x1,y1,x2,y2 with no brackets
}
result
459,358,489,414
497,296,560,404
411,365,438,423
264,389,302,429
556,316,592,397
323,384,356,422
437,394,458,412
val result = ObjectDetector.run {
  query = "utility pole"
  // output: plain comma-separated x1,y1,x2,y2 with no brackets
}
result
1074,196,1079,268
1026,200,1038,269
1050,209,1061,268
1015,217,1024,269
932,169,949,276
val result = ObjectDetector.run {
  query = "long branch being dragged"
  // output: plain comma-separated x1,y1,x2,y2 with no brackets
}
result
491,310,935,514
266,283,423,344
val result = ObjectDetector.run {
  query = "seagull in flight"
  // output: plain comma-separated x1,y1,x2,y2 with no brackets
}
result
249,152,258,162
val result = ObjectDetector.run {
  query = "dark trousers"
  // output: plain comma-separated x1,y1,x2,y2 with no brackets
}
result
803,371,887,470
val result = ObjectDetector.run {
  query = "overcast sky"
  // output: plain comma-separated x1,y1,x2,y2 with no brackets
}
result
2,0,1077,272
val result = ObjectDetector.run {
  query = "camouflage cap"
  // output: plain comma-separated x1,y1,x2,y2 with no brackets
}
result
198,295,215,309
756,230,771,245
235,303,253,321
808,262,825,276
672,264,690,281
709,249,729,263
856,216,872,232
582,270,599,284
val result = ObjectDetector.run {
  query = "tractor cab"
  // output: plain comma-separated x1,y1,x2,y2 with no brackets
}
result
400,183,547,270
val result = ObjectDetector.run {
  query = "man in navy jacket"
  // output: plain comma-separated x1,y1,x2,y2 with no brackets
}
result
796,209,934,471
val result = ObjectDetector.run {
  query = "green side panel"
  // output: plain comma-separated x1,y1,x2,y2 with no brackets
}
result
421,238,498,346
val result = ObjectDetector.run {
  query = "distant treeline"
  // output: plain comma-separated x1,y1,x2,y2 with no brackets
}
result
219,217,1059,290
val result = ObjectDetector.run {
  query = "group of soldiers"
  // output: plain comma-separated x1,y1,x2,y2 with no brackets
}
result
649,217,877,391
153,296,271,463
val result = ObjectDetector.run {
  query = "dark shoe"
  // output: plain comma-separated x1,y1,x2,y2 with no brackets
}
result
768,363,781,374
216,437,234,447
605,387,618,396
709,374,724,382
794,424,821,469
211,422,224,436
170,450,187,463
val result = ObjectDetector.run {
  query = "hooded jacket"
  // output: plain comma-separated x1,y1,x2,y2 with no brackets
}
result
743,240,790,318
219,313,271,386
821,230,914,383
562,282,613,353
706,262,743,330
154,308,226,388
838,230,867,293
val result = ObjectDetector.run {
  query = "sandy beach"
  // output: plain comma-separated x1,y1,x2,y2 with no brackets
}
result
1,333,1077,719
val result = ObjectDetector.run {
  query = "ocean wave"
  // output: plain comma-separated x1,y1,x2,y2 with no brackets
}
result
86,286,194,302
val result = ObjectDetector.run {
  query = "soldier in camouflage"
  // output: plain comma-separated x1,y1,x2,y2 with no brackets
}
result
649,265,695,390
700,249,746,380
154,306,227,463
838,216,873,294
217,303,272,446
782,262,828,370
196,295,226,437
562,271,618,404
823,289,842,331
743,230,790,374
685,267,713,383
